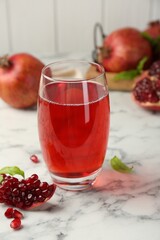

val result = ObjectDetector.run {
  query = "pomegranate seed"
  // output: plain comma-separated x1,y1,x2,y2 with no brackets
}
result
30,155,39,163
16,202,23,209
37,195,45,202
26,182,34,190
13,209,23,219
30,174,38,181
3,181,11,188
18,183,27,191
40,182,49,190
27,193,33,200
155,79,160,91
32,179,40,188
24,200,32,207
10,218,21,230
35,188,41,196
148,91,159,102
12,188,20,196
48,184,55,193
41,189,49,198
4,207,14,218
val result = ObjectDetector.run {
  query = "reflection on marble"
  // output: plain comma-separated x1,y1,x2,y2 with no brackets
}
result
0,55,160,239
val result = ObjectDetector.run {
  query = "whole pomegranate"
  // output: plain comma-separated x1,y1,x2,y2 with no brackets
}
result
102,27,152,72
143,20,160,60
132,60,160,111
0,53,44,109
144,20,160,39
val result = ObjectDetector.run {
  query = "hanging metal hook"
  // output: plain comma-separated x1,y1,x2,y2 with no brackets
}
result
92,23,106,62
93,23,105,49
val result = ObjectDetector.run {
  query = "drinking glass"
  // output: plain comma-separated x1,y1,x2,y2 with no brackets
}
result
38,60,110,190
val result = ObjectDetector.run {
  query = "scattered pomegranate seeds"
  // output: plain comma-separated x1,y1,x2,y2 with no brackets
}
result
10,218,21,230
30,154,39,163
4,207,14,218
13,209,23,219
5,207,23,219
4,207,23,230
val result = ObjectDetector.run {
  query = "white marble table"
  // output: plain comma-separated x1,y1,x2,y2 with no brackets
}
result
0,55,160,240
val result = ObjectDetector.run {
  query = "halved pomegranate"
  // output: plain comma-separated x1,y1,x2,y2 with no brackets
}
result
132,61,160,111
0,173,56,210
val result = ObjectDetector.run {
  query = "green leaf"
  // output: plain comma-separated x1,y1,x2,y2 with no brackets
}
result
114,69,139,81
114,56,148,81
141,32,157,47
142,32,160,58
137,56,148,73
110,156,133,173
0,166,25,178
0,175,3,183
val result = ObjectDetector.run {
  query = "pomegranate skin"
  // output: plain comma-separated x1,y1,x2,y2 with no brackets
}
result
102,28,152,73
144,21,160,39
132,95,160,111
0,53,44,109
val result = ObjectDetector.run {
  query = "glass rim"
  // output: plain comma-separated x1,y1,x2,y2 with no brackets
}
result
41,60,105,82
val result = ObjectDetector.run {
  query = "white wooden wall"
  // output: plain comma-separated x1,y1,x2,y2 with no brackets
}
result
0,0,160,58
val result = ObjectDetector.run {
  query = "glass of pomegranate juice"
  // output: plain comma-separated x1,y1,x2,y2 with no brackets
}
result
38,60,110,190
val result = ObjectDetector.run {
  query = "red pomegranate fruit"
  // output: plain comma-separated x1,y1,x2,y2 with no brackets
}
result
132,60,160,111
144,20,160,39
143,21,160,60
0,53,44,109
102,28,152,73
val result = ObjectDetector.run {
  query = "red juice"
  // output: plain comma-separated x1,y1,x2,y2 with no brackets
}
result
38,81,110,178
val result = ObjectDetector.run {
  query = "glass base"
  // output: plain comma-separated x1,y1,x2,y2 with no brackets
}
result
50,168,102,191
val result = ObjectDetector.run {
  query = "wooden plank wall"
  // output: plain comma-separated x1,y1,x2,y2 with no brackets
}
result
0,0,159,57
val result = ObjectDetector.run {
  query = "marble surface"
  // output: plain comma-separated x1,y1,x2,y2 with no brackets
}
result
0,55,160,240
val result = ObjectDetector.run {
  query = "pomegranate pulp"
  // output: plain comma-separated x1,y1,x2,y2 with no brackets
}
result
38,81,110,178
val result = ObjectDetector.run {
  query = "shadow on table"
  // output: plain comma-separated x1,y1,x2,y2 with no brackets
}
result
92,168,147,195
29,202,64,212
